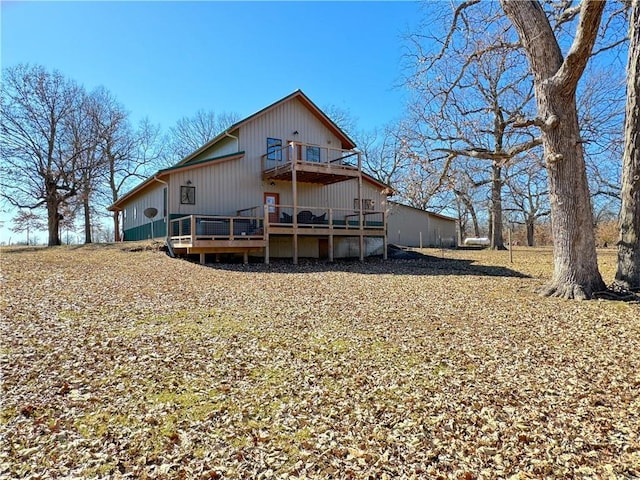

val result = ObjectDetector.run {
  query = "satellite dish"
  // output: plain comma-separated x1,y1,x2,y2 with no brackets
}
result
144,207,158,219
143,207,158,239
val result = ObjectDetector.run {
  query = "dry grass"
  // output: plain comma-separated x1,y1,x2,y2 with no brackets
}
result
1,244,638,479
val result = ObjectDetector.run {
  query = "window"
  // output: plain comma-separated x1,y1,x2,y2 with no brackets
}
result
180,185,196,205
354,198,375,211
306,145,321,163
267,138,282,161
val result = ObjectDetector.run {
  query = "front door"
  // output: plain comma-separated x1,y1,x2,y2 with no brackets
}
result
264,192,280,224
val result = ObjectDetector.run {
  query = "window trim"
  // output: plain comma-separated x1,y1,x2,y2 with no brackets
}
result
354,198,375,211
267,137,282,161
306,145,321,163
180,185,196,205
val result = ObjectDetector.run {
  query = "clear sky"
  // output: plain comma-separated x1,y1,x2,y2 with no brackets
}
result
1,1,425,243
1,0,423,131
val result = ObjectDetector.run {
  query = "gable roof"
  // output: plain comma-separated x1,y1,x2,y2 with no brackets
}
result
108,91,366,211
176,89,356,167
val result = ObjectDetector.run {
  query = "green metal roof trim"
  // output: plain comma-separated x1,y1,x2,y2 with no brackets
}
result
159,151,245,173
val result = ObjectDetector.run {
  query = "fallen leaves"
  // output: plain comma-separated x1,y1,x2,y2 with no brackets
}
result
1,244,639,479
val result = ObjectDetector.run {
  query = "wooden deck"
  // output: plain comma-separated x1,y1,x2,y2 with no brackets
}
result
169,206,387,264
170,143,386,264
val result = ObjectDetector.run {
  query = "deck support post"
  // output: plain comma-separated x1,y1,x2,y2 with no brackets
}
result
200,252,206,264
243,251,248,264
357,153,364,262
329,235,334,262
383,203,388,260
264,204,270,265
291,144,299,265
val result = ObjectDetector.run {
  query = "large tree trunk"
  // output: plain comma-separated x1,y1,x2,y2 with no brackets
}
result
490,163,506,250
47,201,62,246
526,216,535,247
615,1,640,290
83,193,92,244
113,211,122,242
501,0,606,299
539,90,604,298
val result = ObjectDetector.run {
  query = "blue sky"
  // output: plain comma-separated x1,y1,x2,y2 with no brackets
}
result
1,0,425,243
2,1,423,131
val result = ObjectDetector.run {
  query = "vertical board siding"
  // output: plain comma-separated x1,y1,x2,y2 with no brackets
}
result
242,97,344,172
122,185,165,229
387,203,457,247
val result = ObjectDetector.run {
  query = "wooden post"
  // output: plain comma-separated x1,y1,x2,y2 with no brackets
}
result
509,226,513,263
328,208,334,262
199,252,205,264
358,152,364,262
243,251,249,264
420,231,423,249
292,145,298,265
264,204,270,265
382,195,388,260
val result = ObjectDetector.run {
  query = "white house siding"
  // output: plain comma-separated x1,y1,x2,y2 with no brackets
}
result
168,160,263,216
240,97,344,171
121,184,166,240
387,203,457,248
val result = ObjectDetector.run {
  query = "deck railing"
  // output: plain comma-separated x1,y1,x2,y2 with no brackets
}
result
261,142,360,175
170,214,264,245
169,205,385,245
267,205,385,230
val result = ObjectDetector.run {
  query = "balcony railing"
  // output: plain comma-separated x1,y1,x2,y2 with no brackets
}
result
261,142,360,183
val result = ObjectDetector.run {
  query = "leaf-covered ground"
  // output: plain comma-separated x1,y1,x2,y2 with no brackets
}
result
1,244,639,479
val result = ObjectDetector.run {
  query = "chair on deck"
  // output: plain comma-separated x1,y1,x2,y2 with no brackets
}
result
297,210,314,224
312,213,327,224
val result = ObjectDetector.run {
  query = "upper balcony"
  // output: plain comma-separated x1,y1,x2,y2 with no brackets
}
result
261,142,361,185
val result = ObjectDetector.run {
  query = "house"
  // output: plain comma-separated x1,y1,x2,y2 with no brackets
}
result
386,202,457,248
108,90,393,264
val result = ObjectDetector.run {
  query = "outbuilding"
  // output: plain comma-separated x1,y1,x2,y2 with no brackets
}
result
386,202,457,248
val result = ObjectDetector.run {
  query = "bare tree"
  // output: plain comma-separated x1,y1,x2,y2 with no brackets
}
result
73,87,127,243
104,117,163,241
163,109,240,165
11,210,45,245
405,16,540,250
357,124,409,187
0,64,88,246
615,1,640,290
504,152,550,246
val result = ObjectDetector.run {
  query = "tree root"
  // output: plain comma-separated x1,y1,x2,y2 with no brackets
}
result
540,281,640,301
593,284,640,302
540,283,591,300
